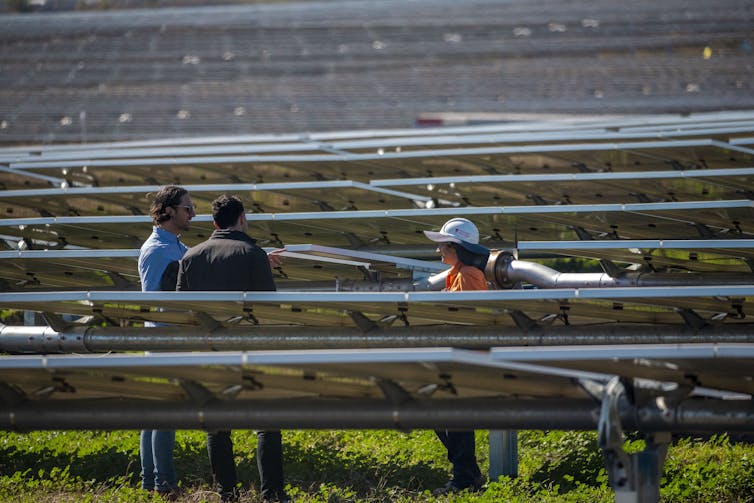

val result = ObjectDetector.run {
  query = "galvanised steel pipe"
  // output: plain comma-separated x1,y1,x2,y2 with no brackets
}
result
0,398,595,430
4,323,754,353
404,251,754,292
0,324,90,353
1,398,752,432
486,250,754,289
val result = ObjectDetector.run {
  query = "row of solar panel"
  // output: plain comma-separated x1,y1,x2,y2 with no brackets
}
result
1,115,753,326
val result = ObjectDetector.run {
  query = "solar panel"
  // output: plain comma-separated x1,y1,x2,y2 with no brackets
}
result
0,245,445,291
0,346,751,431
2,200,753,254
0,181,430,218
2,115,754,499
373,168,754,207
5,135,754,190
0,287,751,328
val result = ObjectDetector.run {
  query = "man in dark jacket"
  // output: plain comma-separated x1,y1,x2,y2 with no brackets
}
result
177,194,286,503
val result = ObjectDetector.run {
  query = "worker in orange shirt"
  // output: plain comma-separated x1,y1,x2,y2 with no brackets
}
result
423,217,490,494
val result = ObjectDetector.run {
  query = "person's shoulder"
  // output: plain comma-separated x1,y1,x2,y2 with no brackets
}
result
140,229,171,248
246,240,267,255
461,263,484,275
459,264,488,290
229,232,263,251
460,264,487,282
139,238,168,258
182,239,210,257
236,239,265,258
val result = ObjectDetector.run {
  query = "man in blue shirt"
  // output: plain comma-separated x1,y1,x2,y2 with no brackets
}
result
137,185,195,499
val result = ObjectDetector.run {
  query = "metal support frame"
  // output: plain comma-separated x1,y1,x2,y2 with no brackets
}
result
597,377,671,503
1,396,753,431
488,430,518,481
4,323,754,353
180,380,218,406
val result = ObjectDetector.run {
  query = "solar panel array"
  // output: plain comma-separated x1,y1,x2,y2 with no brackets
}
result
1,113,753,451
2,0,754,143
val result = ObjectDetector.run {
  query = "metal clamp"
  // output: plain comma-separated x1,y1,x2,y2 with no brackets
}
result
597,376,671,503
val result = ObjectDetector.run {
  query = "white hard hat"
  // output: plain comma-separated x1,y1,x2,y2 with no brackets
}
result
423,218,489,255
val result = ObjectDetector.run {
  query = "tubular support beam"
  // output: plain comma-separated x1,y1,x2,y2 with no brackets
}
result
1,398,753,432
487,251,754,289
3,323,754,353
0,324,89,353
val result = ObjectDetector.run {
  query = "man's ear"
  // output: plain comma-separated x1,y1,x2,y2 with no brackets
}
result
213,221,220,230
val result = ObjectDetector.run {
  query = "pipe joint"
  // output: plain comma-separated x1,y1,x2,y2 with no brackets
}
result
0,324,89,354
487,249,519,289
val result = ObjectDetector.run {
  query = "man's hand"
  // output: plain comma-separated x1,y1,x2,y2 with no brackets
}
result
267,248,286,268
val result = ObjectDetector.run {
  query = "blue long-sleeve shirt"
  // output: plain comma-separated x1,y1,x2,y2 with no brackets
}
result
138,226,189,292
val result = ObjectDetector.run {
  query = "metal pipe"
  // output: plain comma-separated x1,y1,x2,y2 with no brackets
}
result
0,324,89,353
487,250,754,289
3,323,754,353
313,251,754,292
1,397,752,432
412,268,449,291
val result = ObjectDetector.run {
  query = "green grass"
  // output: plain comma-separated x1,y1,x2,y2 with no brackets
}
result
1,429,753,502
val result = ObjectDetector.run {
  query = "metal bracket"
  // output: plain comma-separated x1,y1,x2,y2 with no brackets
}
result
692,222,717,239
347,310,379,333
526,194,548,205
598,378,633,494
509,310,540,331
107,271,134,290
599,259,624,278
179,379,217,406
242,374,264,392
597,377,670,503
572,226,594,241
375,378,413,431
194,311,223,332
630,192,652,203
314,200,335,212
42,312,72,332
676,308,708,330
219,374,263,398
375,378,413,406
744,257,754,273
344,232,365,248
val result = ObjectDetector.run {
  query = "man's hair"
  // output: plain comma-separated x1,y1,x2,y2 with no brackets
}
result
149,185,188,225
212,194,245,229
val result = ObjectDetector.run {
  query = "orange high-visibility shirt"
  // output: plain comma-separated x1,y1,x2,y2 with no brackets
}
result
445,263,488,292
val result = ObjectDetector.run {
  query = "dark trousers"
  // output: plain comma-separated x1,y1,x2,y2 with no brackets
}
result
257,430,284,499
435,429,482,487
207,430,285,500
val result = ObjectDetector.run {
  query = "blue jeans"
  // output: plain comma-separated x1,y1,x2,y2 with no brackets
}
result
140,430,177,491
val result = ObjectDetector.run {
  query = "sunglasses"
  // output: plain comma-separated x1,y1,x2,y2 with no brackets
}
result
175,204,196,213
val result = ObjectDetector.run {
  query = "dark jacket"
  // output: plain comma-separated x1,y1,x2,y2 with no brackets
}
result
176,229,275,292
